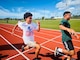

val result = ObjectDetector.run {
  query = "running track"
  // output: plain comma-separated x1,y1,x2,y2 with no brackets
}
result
0,24,80,60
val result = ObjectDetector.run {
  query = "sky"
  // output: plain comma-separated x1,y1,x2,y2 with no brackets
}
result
0,0,80,19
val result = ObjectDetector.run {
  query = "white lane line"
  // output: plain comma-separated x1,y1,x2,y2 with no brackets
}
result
7,35,61,60
7,36,61,59
73,39,80,43
0,25,80,43
0,27,61,59
41,46,67,57
0,25,59,41
41,28,80,34
51,40,80,49
1,23,61,33
0,24,80,34
41,46,54,52
0,25,80,59
1,26,78,59
0,26,80,49
0,34,30,60
40,35,61,45
6,48,33,60
0,25,59,37
1,24,61,36
0,28,80,49
0,26,70,58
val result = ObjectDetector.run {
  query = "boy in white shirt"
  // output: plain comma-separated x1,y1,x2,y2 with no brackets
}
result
12,12,41,60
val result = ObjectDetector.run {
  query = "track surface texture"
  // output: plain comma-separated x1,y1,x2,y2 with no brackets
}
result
0,24,80,60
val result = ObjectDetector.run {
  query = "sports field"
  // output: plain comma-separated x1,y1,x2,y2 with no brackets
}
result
0,0,80,60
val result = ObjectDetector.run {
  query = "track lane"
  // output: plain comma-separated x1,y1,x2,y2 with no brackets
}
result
0,24,80,60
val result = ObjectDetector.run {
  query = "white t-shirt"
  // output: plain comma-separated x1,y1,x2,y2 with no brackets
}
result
18,21,38,44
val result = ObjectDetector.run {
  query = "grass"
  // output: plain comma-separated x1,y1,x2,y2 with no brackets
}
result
70,20,80,32
0,19,80,32
0,20,18,24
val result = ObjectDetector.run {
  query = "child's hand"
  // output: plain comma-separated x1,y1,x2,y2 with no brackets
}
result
36,20,40,26
67,29,80,39
36,20,40,32
11,30,14,35
67,29,76,35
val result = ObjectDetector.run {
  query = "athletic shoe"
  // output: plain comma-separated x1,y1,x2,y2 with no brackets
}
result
21,45,24,52
33,58,41,60
54,47,60,56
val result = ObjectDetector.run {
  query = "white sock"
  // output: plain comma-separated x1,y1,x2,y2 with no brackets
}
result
58,48,63,52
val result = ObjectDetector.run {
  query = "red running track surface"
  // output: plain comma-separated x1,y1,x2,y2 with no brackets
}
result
0,24,80,60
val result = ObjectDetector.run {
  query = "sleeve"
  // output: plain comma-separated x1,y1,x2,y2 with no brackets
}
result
18,21,24,29
33,23,38,30
59,21,66,26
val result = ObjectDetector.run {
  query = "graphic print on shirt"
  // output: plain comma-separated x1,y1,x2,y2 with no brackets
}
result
26,26,33,36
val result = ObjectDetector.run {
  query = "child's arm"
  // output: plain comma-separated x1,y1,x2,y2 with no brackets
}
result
36,21,40,32
12,23,18,34
59,25,79,39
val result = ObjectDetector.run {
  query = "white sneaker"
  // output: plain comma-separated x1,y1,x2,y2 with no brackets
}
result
21,45,24,52
54,47,60,56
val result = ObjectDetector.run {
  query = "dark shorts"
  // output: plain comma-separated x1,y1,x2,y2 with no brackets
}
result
63,40,74,51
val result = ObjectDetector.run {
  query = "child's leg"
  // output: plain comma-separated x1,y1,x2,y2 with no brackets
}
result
62,49,75,60
62,49,75,55
35,43,41,58
24,45,29,50
54,40,75,60
21,45,29,52
55,47,75,60
63,40,75,60
25,41,41,59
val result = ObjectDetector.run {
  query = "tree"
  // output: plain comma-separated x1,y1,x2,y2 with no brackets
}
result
42,16,45,20
5,18,10,23
51,16,54,20
72,15,80,19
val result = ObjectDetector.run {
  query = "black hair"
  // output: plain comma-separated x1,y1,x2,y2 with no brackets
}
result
63,11,71,16
24,12,33,19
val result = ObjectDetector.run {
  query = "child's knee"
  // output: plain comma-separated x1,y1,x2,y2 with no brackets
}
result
36,44,41,49
38,44,41,49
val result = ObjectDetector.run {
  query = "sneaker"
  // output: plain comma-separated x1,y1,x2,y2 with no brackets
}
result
21,45,24,52
33,58,41,60
54,47,60,56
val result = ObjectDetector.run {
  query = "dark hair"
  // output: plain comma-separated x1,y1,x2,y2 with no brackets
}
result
63,11,71,16
24,12,33,19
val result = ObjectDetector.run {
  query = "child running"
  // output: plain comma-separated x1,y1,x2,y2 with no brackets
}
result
54,11,79,60
12,12,41,60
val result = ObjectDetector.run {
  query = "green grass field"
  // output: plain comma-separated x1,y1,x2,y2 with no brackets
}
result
0,19,80,32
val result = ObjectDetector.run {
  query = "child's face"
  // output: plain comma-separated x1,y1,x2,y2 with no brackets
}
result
25,16,32,24
65,13,71,20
